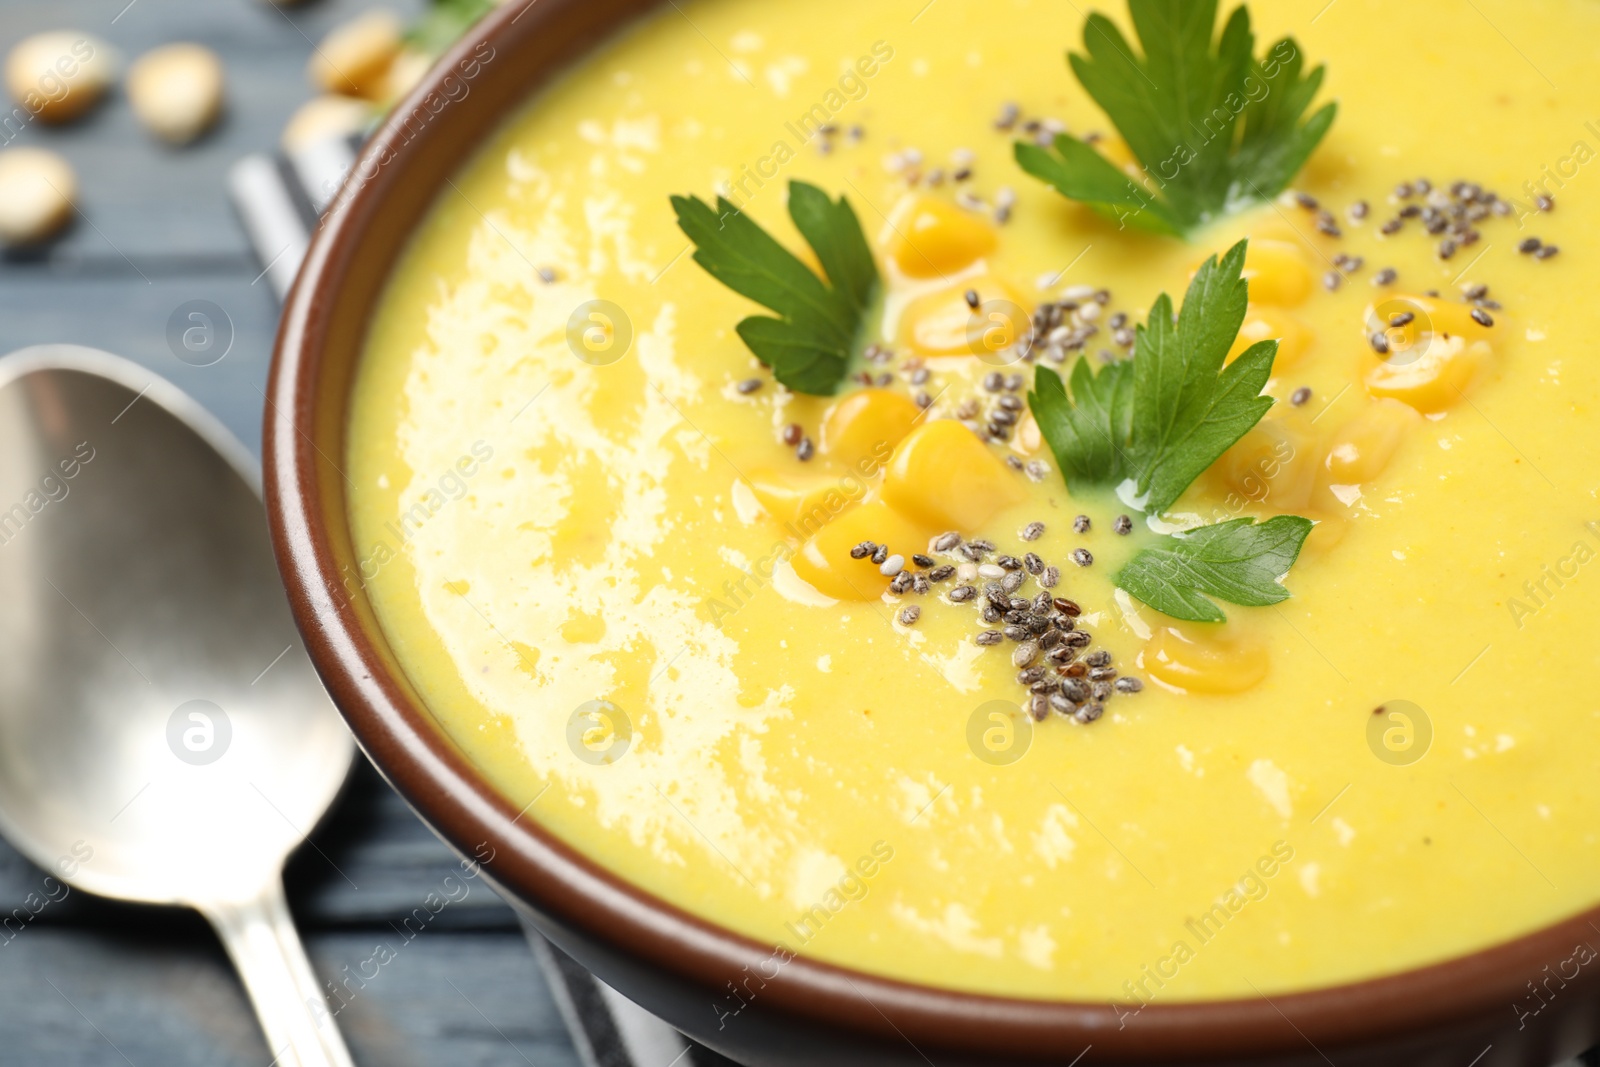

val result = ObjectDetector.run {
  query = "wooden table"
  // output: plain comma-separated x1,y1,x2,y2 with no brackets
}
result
0,0,583,1063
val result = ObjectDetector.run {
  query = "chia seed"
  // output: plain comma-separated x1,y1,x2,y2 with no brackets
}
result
1020,521,1046,541
1040,565,1060,589
850,541,875,560
736,378,763,394
1114,677,1144,694
1291,386,1312,406
1113,515,1133,535
949,584,976,602
975,630,1003,646
898,605,921,626
1071,548,1093,567
1073,514,1091,533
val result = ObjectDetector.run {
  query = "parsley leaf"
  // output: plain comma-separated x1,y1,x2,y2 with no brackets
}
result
1128,240,1277,514
1026,240,1313,621
672,182,879,396
1115,516,1314,623
1028,240,1277,515
1028,355,1132,491
1015,0,1336,237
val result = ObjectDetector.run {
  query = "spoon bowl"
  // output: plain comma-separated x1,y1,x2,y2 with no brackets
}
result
0,345,356,1066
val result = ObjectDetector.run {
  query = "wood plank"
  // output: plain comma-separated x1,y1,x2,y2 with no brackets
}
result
0,924,582,1067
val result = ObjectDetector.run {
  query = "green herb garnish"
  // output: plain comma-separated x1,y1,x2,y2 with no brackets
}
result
406,0,497,56
1015,0,1336,238
1115,516,1314,622
1028,240,1313,622
672,182,879,396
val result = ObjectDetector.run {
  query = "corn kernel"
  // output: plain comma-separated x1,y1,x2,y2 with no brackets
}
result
821,389,921,471
1241,239,1313,307
1227,305,1313,371
883,195,998,278
1319,398,1423,490
791,500,932,601
1364,294,1493,356
882,419,1025,531
747,469,868,530
1364,335,1489,414
900,274,1028,357
1141,625,1270,695
1211,416,1317,512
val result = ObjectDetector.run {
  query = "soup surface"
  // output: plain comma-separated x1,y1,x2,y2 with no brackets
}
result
347,0,1600,1002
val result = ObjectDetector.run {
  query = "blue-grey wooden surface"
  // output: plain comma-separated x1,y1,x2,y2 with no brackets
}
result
0,1,585,1064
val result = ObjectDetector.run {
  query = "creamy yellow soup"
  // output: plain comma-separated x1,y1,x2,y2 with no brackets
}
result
347,0,1600,1004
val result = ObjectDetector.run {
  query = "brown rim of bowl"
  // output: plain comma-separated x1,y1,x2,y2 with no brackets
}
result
265,0,1600,1060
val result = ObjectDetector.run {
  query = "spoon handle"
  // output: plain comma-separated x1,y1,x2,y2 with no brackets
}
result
203,880,356,1067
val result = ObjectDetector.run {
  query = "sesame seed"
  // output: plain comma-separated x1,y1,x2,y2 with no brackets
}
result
1470,307,1494,327
1071,548,1093,567
736,377,763,394
1291,386,1312,406
1113,515,1133,535
899,606,921,626
880,554,905,577
978,563,1005,579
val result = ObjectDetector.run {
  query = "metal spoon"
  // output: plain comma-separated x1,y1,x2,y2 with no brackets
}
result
0,345,356,1067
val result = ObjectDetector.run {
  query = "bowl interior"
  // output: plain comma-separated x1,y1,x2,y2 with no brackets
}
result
263,1,1600,1062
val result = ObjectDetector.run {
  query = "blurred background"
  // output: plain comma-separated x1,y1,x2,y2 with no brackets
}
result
0,1,592,1063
